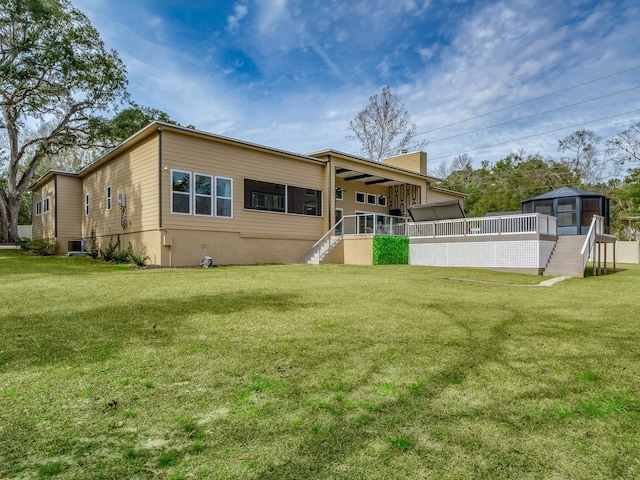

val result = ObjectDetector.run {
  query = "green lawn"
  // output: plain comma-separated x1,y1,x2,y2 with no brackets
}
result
1,250,639,479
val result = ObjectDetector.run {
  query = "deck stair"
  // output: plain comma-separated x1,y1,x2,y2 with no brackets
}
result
301,236,342,264
543,235,587,277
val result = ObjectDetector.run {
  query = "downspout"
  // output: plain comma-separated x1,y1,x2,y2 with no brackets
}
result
53,175,58,239
158,127,163,228
158,127,171,266
327,154,332,231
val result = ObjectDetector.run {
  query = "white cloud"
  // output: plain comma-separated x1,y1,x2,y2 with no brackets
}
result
72,0,640,168
227,3,248,31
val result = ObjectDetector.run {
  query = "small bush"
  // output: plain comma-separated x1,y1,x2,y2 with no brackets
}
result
101,236,121,262
25,238,58,256
100,236,149,265
88,227,99,259
126,242,149,266
17,237,31,250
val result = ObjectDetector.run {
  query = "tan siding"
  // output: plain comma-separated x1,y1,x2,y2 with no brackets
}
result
83,135,159,239
383,152,426,174
427,187,465,208
160,132,326,240
56,176,82,238
31,179,56,239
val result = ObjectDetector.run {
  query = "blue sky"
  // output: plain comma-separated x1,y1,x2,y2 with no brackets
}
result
74,0,640,173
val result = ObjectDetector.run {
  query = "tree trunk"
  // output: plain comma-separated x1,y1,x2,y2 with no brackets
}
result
0,194,8,243
0,191,21,243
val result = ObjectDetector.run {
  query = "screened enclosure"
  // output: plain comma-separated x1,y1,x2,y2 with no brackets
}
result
521,187,609,236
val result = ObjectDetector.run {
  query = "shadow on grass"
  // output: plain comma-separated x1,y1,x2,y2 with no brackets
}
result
0,291,307,371
250,317,515,478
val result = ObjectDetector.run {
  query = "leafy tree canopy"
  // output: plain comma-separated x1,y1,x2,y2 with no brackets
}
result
91,103,193,146
0,0,128,242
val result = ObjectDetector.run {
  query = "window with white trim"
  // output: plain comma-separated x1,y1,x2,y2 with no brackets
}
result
335,188,344,201
194,173,213,216
36,201,42,216
378,195,387,207
355,192,365,204
215,177,233,218
84,194,90,215
106,186,112,210
43,197,50,214
367,193,376,205
171,170,191,214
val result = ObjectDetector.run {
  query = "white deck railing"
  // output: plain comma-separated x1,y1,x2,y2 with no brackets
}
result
581,215,604,268
339,214,408,236
407,213,557,238
305,213,407,263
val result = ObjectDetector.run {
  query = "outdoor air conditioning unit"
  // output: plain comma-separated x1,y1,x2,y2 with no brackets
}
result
118,193,126,207
67,239,87,256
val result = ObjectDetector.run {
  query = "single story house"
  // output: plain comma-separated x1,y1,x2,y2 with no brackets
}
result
30,122,464,266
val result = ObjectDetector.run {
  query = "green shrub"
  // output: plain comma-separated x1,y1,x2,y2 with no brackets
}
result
16,237,31,250
88,227,99,259
101,236,121,262
25,238,58,256
373,236,408,265
126,242,149,266
100,236,148,266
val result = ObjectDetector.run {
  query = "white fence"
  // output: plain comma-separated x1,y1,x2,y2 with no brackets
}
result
18,225,32,239
407,214,557,238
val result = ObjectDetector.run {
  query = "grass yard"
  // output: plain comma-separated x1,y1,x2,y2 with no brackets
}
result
0,250,639,479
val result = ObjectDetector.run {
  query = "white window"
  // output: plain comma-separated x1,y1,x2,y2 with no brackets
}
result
194,173,213,216
215,177,233,218
378,195,387,207
84,194,89,215
106,186,112,211
367,193,376,205
171,170,191,215
335,188,344,201
36,201,42,216
43,197,50,214
355,192,365,204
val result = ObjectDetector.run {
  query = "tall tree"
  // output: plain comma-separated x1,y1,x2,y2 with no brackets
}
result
606,121,640,166
557,129,602,184
347,85,425,162
0,0,128,243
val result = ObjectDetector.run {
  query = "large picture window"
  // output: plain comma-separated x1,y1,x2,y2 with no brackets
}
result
245,179,286,212
287,186,321,216
194,173,212,216
244,179,322,216
171,170,191,214
216,177,233,218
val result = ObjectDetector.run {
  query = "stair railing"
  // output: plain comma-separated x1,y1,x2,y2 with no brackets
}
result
307,217,346,262
580,215,604,269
